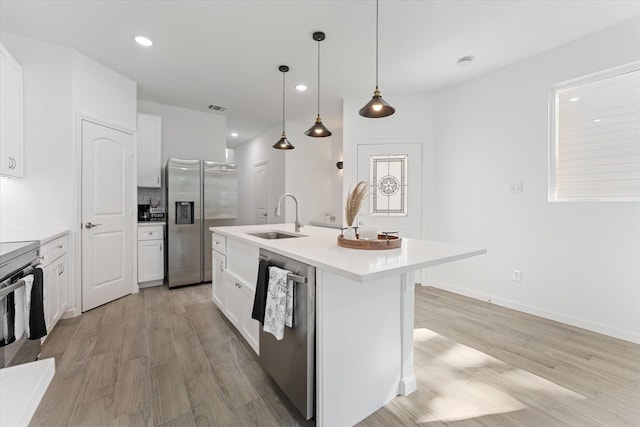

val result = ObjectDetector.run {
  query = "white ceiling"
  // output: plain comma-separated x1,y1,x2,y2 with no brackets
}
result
1,0,639,147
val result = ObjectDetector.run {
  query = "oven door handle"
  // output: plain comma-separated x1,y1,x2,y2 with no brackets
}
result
0,279,26,299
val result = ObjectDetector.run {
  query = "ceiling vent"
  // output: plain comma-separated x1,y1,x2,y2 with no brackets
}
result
208,104,227,112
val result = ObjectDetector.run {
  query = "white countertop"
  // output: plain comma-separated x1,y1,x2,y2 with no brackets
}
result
211,224,486,282
0,229,69,245
0,358,55,427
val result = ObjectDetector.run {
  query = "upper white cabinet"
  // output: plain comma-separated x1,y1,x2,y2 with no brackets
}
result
137,113,162,187
0,43,24,178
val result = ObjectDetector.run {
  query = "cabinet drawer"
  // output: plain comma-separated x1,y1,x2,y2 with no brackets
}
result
212,233,226,254
138,226,164,241
41,235,67,267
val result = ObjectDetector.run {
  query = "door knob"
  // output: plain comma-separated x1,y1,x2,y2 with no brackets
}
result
85,222,102,229
262,213,268,217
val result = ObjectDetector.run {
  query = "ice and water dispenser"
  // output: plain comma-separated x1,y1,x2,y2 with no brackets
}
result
175,201,194,224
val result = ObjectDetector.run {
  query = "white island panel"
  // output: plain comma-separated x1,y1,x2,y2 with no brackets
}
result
317,269,403,427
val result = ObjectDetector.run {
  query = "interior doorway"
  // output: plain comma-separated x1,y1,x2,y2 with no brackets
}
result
81,119,134,311
254,161,269,224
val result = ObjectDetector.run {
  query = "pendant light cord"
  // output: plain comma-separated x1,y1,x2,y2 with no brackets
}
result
375,0,379,89
317,38,321,116
282,70,286,133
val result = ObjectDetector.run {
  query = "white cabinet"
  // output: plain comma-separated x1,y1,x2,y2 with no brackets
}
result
137,113,162,187
212,233,259,354
223,271,242,327
240,282,260,351
41,234,69,336
223,270,259,353
212,249,225,309
0,43,24,178
137,224,165,285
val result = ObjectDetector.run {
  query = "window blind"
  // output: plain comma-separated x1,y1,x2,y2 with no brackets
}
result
552,65,640,201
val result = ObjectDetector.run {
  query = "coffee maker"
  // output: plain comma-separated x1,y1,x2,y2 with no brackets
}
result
138,204,151,221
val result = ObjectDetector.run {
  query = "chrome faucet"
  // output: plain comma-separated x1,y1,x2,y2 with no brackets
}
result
275,193,303,233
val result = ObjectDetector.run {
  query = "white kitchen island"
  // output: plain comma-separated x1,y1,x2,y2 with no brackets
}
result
210,224,486,427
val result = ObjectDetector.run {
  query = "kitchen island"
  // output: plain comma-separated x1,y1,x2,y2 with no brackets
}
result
210,224,486,427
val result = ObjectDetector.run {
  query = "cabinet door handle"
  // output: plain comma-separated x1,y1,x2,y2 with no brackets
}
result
157,176,160,184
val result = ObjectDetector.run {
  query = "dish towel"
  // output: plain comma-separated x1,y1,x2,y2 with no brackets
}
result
29,267,47,340
0,292,16,347
251,259,272,324
263,266,294,341
13,284,26,342
22,274,34,338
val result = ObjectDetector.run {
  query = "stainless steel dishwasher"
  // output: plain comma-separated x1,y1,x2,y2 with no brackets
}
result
258,248,315,420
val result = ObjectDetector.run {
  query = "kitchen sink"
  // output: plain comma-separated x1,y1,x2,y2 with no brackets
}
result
247,231,307,240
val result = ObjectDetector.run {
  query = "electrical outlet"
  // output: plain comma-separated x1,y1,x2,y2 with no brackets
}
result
512,270,521,282
509,180,523,193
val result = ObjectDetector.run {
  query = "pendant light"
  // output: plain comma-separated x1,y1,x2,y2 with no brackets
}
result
305,31,332,137
359,0,395,118
273,65,295,150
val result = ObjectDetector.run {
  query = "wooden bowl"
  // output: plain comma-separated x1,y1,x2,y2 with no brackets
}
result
337,234,402,250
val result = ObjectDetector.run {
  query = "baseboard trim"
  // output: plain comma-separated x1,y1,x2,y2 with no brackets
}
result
426,280,640,345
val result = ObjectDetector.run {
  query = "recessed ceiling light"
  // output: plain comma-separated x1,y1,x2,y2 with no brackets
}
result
593,118,602,123
570,97,581,102
231,132,238,137
457,55,475,67
296,84,307,91
134,36,153,47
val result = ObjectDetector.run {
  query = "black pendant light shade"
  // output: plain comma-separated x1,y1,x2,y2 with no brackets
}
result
305,116,332,137
359,0,395,118
273,65,295,150
359,87,396,118
273,132,294,150
305,31,332,137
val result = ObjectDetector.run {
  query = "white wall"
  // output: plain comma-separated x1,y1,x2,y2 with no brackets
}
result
73,52,137,132
138,100,226,166
342,94,435,234
283,122,337,225
0,32,138,317
233,124,286,226
429,18,640,343
0,33,74,235
233,121,341,228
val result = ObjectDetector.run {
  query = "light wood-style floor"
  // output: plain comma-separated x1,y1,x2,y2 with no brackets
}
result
30,285,640,426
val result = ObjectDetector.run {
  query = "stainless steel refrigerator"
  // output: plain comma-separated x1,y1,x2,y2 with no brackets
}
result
166,158,237,288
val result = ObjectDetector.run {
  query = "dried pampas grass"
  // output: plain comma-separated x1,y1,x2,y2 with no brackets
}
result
345,181,368,226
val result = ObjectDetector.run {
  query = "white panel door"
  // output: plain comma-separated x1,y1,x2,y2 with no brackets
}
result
356,143,422,239
254,161,269,224
82,120,133,311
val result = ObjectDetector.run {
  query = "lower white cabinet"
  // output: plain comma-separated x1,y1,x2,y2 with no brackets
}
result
41,234,68,336
222,270,259,354
212,250,225,309
240,282,260,352
137,224,165,285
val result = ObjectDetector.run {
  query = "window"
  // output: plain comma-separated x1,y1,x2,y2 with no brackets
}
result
549,62,640,202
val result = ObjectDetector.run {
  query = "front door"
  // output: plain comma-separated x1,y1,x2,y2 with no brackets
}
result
356,142,423,239
254,161,269,224
81,120,133,311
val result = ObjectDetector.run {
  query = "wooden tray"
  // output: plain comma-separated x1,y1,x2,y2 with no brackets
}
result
337,234,402,250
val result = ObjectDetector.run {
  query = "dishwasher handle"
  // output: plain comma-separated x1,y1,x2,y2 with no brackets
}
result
258,256,307,284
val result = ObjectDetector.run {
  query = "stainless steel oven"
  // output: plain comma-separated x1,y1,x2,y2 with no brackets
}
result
0,240,43,368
